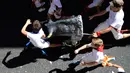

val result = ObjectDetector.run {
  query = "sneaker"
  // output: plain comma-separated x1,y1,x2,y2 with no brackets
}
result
49,61,53,64
118,68,125,73
59,56,64,58
112,71,115,73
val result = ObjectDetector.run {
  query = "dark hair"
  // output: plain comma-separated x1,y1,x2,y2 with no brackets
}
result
32,20,41,33
110,0,124,8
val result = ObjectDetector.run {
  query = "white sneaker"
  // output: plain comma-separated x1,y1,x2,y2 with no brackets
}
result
49,61,53,64
118,68,125,72
112,71,115,73
59,56,63,58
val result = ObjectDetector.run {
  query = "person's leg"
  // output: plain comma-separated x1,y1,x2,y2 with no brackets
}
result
122,33,130,39
106,63,125,73
111,28,123,40
80,52,99,67
80,61,98,67
111,28,130,40
112,64,124,69
106,63,122,68
111,27,130,40
40,42,61,56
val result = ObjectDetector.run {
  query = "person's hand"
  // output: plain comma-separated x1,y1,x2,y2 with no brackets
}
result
26,19,31,25
54,9,62,19
92,32,98,37
55,9,62,16
89,15,94,20
55,11,61,16
74,50,79,54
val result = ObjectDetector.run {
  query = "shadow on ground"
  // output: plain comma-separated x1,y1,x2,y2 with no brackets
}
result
49,63,102,73
2,45,77,68
2,48,44,68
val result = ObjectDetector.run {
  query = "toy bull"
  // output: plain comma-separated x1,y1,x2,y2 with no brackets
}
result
45,15,84,46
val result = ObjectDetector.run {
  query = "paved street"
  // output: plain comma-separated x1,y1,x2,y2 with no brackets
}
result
0,0,130,73
0,42,130,73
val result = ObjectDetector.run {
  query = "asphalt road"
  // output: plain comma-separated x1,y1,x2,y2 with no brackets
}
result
0,0,130,73
0,43,130,73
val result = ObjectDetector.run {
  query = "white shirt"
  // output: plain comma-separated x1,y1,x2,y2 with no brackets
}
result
87,43,104,62
27,28,46,48
50,0,62,10
106,5,124,30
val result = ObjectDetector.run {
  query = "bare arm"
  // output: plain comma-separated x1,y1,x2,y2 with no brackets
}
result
106,63,125,70
99,26,113,34
75,43,91,54
93,26,113,37
89,10,108,20
21,19,31,36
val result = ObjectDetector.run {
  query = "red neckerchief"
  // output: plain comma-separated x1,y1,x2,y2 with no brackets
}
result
96,45,104,52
